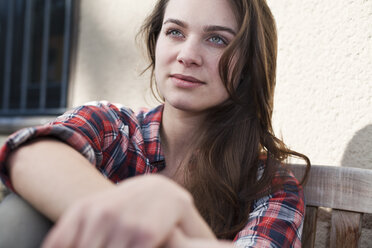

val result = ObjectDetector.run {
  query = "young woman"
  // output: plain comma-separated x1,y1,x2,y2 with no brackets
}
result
0,0,310,247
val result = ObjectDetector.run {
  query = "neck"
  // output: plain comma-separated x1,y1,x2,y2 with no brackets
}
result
160,103,206,171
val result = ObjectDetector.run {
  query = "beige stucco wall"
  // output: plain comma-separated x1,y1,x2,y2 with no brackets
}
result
268,0,372,169
72,0,372,169
70,0,157,112
267,2,372,247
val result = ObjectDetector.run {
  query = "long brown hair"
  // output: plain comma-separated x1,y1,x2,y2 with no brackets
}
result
139,0,310,240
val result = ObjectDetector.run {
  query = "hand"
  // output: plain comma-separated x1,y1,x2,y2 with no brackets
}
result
164,228,234,248
42,174,214,248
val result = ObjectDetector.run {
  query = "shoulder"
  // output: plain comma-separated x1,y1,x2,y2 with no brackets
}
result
52,101,152,139
63,101,164,128
56,101,137,125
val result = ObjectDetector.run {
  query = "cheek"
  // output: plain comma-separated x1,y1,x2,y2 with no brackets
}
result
154,43,165,80
209,59,224,89
155,35,171,62
154,41,168,96
207,51,223,77
212,61,221,79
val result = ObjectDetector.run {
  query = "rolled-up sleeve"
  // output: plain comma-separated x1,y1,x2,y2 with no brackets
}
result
234,173,304,248
0,101,136,191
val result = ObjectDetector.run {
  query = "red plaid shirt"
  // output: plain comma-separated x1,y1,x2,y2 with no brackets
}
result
0,101,304,248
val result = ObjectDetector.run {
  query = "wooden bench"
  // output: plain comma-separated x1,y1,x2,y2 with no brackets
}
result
289,164,372,248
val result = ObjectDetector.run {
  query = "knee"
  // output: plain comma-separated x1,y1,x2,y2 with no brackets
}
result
0,193,53,248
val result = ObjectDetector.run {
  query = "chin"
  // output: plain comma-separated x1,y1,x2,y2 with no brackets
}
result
166,98,208,113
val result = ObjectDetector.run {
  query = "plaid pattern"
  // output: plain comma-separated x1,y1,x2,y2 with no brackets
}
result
234,176,304,248
0,101,304,247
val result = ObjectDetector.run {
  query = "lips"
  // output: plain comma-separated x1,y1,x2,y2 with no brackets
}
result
170,74,205,84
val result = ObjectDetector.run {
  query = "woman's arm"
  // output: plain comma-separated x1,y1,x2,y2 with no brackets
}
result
40,172,219,247
8,138,220,247
233,173,305,248
7,138,114,221
3,102,133,220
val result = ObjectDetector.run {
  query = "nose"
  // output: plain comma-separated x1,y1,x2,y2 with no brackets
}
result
176,38,203,67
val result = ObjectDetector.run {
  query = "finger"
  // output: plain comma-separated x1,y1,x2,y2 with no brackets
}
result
42,207,82,248
178,204,216,240
107,218,159,248
75,207,114,248
164,228,233,248
163,228,186,248
105,222,131,248
183,239,234,248
112,208,173,248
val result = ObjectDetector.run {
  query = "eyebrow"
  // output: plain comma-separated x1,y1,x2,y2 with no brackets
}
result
164,18,187,28
163,18,237,36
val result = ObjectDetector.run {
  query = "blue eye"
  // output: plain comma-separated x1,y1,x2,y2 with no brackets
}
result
166,29,183,37
208,36,227,46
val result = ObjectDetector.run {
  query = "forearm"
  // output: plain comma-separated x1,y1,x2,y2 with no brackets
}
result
179,200,216,239
7,139,218,246
7,138,113,221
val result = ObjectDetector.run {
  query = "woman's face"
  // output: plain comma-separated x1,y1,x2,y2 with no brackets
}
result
154,0,238,113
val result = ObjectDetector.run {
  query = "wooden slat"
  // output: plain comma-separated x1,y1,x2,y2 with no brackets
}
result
288,164,372,214
330,210,362,248
302,206,318,248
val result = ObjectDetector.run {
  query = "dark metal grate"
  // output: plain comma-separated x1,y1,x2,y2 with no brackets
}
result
0,0,73,116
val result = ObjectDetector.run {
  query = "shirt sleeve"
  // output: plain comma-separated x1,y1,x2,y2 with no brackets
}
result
0,101,138,191
233,172,304,248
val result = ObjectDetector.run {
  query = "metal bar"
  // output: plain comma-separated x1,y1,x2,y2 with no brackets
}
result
2,0,14,111
20,0,34,110
60,0,72,108
0,107,66,116
39,0,51,110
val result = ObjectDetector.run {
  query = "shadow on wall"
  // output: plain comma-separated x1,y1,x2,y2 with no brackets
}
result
341,124,372,247
313,125,372,248
341,124,372,170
